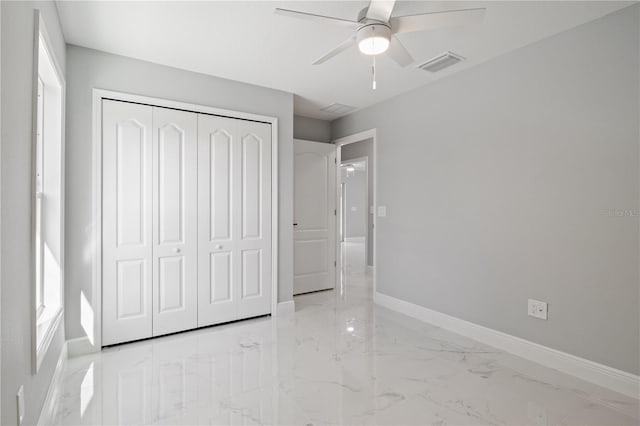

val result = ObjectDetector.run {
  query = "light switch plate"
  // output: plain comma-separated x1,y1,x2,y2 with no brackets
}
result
377,206,387,217
17,385,24,425
528,299,548,320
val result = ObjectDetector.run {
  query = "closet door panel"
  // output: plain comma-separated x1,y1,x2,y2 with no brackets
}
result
241,249,262,299
152,107,198,336
102,100,153,346
210,251,232,303
237,121,272,319
241,134,262,240
210,129,232,241
198,115,238,326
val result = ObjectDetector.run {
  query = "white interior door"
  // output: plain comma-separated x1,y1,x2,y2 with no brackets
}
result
151,107,198,337
197,115,272,326
102,100,153,346
293,139,336,295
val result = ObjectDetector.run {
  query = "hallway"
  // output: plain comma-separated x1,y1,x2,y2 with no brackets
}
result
49,241,638,425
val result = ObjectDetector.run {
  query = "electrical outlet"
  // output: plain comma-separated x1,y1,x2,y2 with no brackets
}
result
17,385,24,425
377,206,387,217
528,299,548,320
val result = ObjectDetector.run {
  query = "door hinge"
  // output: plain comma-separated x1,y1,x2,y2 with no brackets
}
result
334,158,337,164
334,260,337,267
334,209,337,215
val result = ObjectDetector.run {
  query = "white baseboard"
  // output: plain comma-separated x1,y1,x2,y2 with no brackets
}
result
67,336,100,358
277,300,295,316
375,292,640,399
37,342,67,426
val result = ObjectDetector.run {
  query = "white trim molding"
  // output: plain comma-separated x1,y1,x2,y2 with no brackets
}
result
277,300,295,316
37,342,67,426
66,336,95,359
376,292,640,399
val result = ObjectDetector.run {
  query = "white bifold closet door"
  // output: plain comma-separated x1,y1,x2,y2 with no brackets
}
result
102,99,272,346
102,100,154,346
197,114,272,327
103,100,198,346
151,107,198,337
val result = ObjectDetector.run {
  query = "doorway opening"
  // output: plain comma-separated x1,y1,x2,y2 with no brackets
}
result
339,158,368,275
335,132,376,295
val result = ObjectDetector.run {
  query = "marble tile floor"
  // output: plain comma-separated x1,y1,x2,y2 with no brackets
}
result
50,242,639,425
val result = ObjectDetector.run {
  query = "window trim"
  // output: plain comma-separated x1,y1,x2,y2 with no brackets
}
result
31,10,66,373
35,76,45,319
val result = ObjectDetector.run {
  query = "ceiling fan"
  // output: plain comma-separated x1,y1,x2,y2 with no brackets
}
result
274,0,485,67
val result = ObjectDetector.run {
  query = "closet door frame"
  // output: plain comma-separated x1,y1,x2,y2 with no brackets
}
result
91,89,279,352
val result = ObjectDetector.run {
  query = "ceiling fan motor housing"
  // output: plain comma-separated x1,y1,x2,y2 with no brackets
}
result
356,23,392,55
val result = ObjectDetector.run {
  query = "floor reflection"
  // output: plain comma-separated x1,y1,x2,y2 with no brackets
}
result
52,240,639,425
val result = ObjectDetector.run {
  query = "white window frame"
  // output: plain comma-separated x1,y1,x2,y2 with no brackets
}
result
35,76,45,319
31,10,65,373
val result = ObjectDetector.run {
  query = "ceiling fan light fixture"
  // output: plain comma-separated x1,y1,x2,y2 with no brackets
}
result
358,36,389,55
357,24,391,55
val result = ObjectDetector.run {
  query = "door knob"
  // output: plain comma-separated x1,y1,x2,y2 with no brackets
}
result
215,244,223,249
173,248,181,254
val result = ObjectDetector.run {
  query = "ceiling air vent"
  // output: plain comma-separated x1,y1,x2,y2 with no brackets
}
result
418,51,465,73
320,103,356,115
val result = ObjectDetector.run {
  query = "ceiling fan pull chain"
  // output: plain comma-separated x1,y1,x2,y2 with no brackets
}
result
372,55,377,90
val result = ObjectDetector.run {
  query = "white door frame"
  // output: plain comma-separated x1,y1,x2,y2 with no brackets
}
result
339,156,369,266
91,88,279,351
333,129,377,296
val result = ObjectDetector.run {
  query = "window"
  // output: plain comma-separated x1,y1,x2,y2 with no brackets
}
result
32,14,65,372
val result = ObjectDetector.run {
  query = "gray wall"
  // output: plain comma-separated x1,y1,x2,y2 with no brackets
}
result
1,2,67,424
332,5,640,374
64,46,294,345
341,138,374,266
293,115,331,143
341,166,367,238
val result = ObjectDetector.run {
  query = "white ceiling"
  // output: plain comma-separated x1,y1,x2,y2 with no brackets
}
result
56,1,632,120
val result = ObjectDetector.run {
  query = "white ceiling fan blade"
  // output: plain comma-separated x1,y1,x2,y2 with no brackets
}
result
365,0,396,23
386,35,414,67
313,36,357,65
390,8,486,34
274,8,361,29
